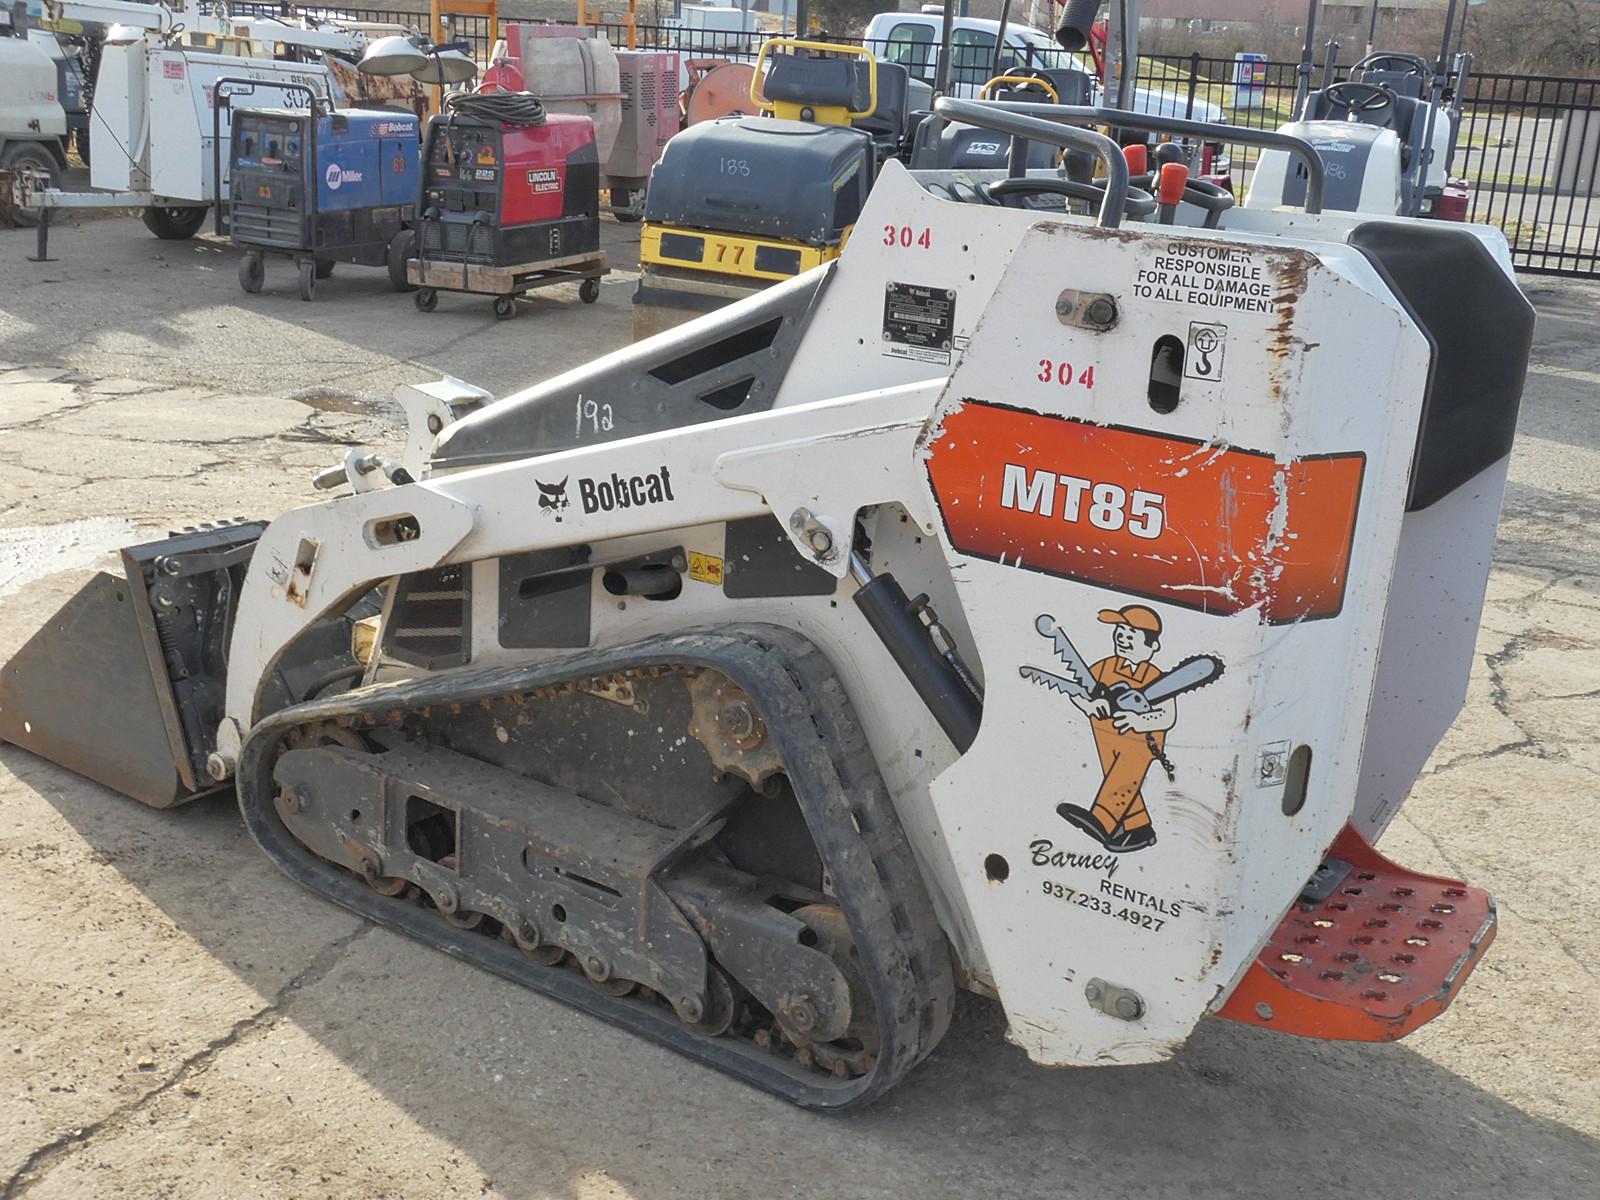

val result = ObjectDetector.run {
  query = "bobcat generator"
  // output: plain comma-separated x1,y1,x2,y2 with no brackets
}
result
227,99,422,301
0,97,1529,1110
405,91,607,320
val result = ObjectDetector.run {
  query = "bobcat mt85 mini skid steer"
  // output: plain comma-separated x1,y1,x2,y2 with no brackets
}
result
0,94,1530,1108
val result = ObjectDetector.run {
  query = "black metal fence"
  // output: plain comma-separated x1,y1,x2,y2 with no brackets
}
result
256,7,1600,277
1120,54,1600,278
591,27,1600,276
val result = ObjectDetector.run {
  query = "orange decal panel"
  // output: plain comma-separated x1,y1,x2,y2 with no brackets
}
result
924,400,1365,624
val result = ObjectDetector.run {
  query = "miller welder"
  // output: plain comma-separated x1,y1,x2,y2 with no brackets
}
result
404,91,608,320
226,95,420,302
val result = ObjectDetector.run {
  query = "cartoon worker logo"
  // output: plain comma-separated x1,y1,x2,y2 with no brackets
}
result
1019,606,1223,854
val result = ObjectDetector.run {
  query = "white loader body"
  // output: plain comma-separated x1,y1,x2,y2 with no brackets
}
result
210,162,1518,1068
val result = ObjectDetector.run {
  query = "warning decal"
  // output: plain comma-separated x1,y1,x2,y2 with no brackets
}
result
688,551,724,585
1134,241,1276,314
882,281,955,365
1185,322,1226,381
924,400,1366,624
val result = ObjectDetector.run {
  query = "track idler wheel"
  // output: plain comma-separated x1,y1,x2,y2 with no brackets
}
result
786,904,880,1077
678,966,737,1037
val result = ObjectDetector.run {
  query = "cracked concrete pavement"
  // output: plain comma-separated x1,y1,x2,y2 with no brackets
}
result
1,219,1598,1199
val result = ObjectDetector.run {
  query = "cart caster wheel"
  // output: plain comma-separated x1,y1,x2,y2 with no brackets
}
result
314,259,335,280
297,259,317,302
492,295,517,321
238,252,264,294
579,278,601,304
414,287,438,313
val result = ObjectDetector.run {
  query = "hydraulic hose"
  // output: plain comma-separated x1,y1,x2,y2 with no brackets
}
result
443,91,547,126
1055,0,1102,51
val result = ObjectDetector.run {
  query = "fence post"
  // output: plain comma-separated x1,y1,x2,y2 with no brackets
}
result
1185,52,1199,120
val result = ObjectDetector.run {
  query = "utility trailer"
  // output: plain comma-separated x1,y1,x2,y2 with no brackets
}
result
0,0,392,258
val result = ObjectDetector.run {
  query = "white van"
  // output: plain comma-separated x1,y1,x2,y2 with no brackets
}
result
860,12,1226,122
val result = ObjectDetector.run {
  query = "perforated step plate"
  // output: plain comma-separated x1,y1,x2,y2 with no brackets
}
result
1216,824,1496,1042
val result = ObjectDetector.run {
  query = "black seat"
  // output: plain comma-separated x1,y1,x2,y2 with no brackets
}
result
1358,67,1426,99
1027,67,1095,106
854,61,910,156
1392,96,1428,165
764,47,873,114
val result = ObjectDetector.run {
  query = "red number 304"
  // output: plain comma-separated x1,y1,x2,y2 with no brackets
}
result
1037,359,1096,388
883,225,932,249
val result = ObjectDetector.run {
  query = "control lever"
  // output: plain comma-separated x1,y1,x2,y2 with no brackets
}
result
1157,162,1189,225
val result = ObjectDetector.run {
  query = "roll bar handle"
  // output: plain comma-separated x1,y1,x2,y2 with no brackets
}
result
959,101,1329,215
933,97,1130,229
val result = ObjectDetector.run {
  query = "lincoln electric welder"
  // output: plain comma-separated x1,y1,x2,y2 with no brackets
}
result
228,102,420,301
405,92,608,320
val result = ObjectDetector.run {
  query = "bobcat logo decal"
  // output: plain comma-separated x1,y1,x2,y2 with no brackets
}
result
536,477,570,521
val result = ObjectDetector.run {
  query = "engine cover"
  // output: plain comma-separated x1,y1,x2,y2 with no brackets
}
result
642,116,873,246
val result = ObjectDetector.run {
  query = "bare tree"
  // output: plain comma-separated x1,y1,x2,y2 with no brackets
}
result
1467,0,1600,74
810,0,884,36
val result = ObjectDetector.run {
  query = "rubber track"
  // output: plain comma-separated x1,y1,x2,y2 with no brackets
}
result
236,624,955,1109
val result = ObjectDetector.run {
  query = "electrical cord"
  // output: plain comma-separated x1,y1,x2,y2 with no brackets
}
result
443,90,546,126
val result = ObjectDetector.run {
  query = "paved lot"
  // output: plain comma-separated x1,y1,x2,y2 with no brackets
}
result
1,218,1598,1200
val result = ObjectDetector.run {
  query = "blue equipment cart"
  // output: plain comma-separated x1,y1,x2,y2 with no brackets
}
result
216,80,422,301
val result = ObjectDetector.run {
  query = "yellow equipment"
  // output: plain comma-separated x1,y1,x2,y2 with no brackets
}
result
634,38,893,339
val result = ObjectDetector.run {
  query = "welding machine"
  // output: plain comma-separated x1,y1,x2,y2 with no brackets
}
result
405,91,608,320
228,103,421,301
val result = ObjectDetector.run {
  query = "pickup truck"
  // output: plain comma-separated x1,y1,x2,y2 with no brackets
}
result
860,12,1227,122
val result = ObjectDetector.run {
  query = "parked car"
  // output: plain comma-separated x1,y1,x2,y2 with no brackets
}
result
860,12,1227,122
